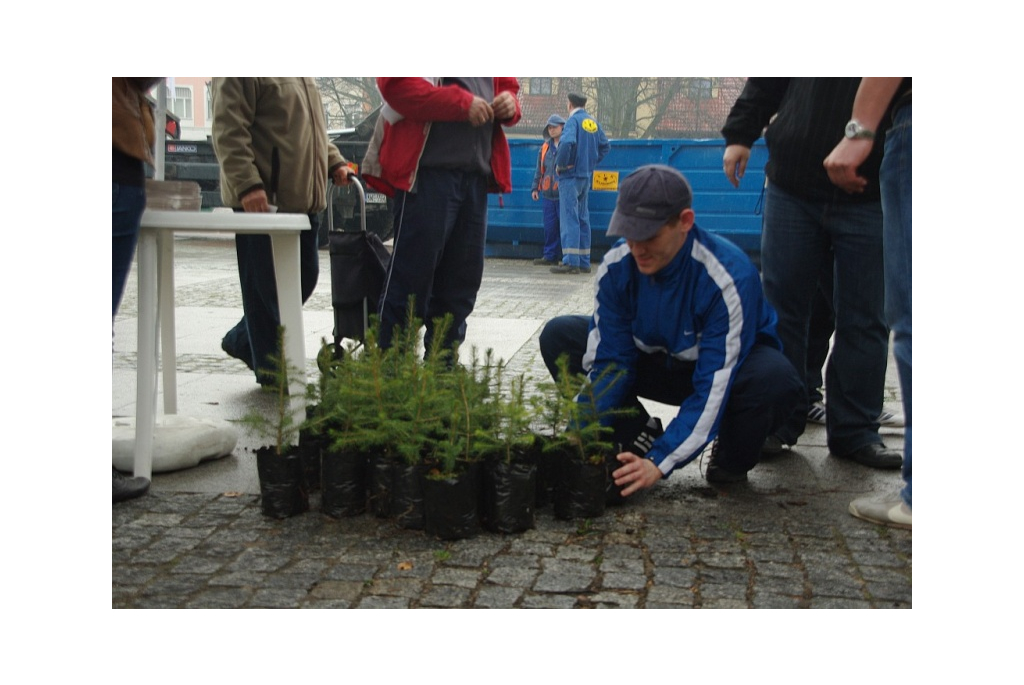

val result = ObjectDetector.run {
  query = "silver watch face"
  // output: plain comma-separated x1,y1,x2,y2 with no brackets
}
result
845,120,872,139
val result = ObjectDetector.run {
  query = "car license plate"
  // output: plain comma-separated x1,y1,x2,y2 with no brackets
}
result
366,192,387,204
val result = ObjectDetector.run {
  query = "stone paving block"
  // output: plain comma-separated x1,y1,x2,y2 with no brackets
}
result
170,555,230,575
433,567,484,588
262,571,322,590
207,571,267,587
699,582,749,602
228,549,292,573
750,593,805,609
533,571,595,593
185,587,253,608
808,596,875,609
486,566,540,587
556,544,600,562
863,580,913,604
646,585,696,607
588,591,640,608
323,563,381,582
601,572,647,591
520,593,579,609
488,554,541,569
366,578,424,598
356,596,411,609
653,567,698,588
474,585,522,608
701,598,748,609
599,557,645,574
249,588,309,608
309,580,364,602
419,585,472,608
753,575,806,597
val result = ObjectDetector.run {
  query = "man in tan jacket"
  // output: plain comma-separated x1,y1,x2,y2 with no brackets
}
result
212,77,352,384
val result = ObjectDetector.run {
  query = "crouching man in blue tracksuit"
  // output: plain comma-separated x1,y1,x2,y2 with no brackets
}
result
539,165,801,493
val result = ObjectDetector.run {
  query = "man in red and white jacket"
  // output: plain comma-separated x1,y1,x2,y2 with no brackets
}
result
362,77,521,354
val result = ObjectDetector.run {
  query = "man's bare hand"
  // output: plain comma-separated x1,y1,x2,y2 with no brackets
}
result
723,144,751,188
332,165,354,186
491,91,517,121
612,452,662,497
241,188,271,213
823,138,873,194
467,97,494,127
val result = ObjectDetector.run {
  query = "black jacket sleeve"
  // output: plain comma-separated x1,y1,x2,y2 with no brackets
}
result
720,78,791,147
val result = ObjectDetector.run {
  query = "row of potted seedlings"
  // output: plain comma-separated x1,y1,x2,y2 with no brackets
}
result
245,316,632,540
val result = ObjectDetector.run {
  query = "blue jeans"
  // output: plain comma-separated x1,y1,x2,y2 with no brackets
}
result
378,167,488,353
542,197,562,261
112,182,146,318
762,182,889,456
222,211,321,382
558,176,591,269
881,104,912,508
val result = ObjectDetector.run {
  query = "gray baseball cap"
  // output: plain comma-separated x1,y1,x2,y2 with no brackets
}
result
607,165,693,242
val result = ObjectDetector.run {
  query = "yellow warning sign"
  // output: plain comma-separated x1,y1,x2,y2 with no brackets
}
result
592,171,618,191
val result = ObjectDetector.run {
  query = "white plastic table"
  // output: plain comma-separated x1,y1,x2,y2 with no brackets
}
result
133,210,311,480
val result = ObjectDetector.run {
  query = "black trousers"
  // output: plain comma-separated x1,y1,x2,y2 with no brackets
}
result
539,315,801,473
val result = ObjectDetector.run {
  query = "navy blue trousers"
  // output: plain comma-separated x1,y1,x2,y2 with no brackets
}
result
222,211,321,383
377,168,488,353
540,315,801,474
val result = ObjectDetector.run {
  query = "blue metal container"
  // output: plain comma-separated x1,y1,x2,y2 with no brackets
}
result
485,138,768,263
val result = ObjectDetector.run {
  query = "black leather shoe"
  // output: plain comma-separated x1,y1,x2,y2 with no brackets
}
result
550,264,580,274
113,467,150,503
705,440,748,484
833,443,902,470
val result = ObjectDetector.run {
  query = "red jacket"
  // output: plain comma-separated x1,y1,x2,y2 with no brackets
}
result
362,78,521,196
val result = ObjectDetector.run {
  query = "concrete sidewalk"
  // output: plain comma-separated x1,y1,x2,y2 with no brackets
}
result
112,236,911,609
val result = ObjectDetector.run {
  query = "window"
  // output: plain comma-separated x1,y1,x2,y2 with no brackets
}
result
530,78,552,96
687,78,713,100
170,86,193,122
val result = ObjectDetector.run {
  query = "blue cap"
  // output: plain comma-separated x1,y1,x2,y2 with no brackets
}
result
545,114,566,128
607,165,693,242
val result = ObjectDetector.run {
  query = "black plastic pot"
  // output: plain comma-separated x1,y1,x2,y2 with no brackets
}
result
423,464,480,540
392,462,426,530
256,446,309,519
531,435,562,509
481,455,536,534
554,453,607,520
297,428,323,492
368,454,394,518
321,448,368,518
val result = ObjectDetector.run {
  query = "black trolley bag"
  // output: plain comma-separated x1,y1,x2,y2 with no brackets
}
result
328,176,391,355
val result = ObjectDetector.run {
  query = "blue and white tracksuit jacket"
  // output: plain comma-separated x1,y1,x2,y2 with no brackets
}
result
582,225,783,476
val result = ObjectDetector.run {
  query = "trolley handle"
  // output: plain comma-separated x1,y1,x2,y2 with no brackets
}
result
327,174,367,234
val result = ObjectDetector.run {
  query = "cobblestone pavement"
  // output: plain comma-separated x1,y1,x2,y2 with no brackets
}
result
112,237,911,609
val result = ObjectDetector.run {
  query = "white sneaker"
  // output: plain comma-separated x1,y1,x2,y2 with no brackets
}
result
849,494,911,530
878,410,905,427
807,400,905,428
807,401,827,424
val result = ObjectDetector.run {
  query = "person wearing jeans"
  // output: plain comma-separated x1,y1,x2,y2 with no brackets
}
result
112,77,163,503
722,77,903,470
825,78,912,528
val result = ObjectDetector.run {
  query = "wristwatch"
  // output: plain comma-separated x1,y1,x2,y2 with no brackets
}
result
844,119,875,140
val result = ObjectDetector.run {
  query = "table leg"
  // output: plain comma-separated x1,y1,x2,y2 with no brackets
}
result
269,233,306,442
134,229,160,480
158,231,177,414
